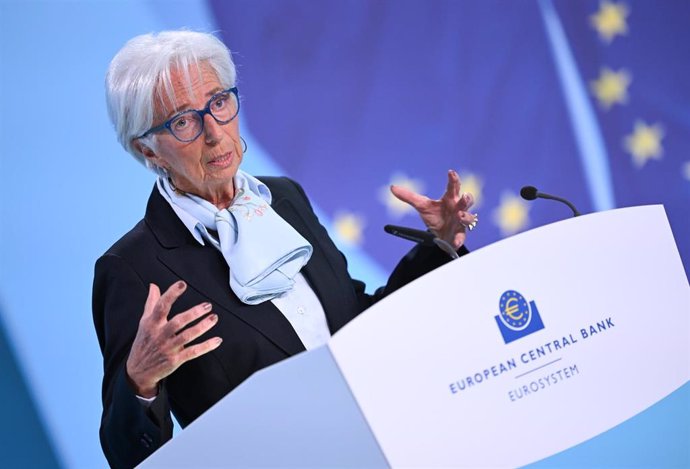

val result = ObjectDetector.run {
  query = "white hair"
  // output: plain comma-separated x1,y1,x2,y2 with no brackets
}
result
105,30,237,168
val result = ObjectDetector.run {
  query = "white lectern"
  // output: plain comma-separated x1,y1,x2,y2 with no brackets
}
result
140,205,690,468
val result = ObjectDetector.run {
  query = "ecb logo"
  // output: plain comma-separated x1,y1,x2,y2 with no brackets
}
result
495,290,544,344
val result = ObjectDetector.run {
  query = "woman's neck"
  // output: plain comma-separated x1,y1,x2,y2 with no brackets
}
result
170,178,235,210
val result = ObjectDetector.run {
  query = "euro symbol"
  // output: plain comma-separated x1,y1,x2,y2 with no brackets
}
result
504,298,523,320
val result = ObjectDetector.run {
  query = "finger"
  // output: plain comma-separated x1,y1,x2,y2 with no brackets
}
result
153,280,187,321
444,170,461,199
142,283,161,319
457,211,479,231
390,184,427,210
174,313,219,348
179,337,223,364
452,232,467,249
457,211,477,226
168,302,214,334
457,191,475,211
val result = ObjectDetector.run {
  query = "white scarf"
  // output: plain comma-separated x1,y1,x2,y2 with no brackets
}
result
158,171,313,305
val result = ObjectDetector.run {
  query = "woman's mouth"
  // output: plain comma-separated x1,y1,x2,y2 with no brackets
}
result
208,152,233,167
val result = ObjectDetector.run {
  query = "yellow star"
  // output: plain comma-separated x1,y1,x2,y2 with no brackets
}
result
459,173,483,209
590,67,631,109
590,1,629,43
379,172,425,218
492,192,530,237
682,162,690,181
333,212,365,246
623,121,664,168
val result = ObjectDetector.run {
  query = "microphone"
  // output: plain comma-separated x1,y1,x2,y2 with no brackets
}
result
384,225,460,259
384,225,435,246
520,186,581,217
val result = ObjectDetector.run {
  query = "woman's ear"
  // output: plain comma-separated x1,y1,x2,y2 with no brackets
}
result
133,139,160,165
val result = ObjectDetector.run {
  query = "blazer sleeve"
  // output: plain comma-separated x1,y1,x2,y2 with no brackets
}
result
359,240,469,308
286,177,469,311
93,254,173,469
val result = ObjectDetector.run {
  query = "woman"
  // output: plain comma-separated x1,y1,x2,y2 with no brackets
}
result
94,30,476,468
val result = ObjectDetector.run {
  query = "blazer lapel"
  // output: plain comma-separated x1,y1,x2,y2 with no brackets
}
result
145,187,306,356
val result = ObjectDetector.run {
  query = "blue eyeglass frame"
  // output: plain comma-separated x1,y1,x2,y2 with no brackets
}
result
137,87,239,142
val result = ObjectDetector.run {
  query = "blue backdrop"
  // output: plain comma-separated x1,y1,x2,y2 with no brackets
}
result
0,1,688,467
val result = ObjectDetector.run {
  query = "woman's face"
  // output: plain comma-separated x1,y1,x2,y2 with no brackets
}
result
139,62,243,207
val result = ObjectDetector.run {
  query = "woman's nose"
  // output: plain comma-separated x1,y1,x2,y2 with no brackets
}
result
203,114,223,144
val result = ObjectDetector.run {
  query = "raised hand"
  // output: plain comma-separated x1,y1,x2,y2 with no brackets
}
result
126,281,222,398
390,169,477,250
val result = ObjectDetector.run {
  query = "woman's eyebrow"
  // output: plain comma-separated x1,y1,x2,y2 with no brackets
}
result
163,105,189,120
170,89,225,115
162,88,226,119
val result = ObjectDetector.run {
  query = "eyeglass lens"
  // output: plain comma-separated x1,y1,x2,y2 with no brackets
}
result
170,91,239,141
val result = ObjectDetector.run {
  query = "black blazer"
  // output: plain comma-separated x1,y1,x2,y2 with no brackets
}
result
93,177,466,468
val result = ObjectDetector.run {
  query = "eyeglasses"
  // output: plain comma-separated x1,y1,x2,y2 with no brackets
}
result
138,87,239,142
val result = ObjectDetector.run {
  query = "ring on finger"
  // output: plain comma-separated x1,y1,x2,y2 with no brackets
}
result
468,213,478,231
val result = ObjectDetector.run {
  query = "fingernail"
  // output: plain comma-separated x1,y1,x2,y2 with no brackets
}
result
209,314,218,322
177,281,185,289
215,337,223,346
203,302,212,311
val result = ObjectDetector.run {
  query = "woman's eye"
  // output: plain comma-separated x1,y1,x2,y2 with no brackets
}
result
213,97,227,109
174,118,188,128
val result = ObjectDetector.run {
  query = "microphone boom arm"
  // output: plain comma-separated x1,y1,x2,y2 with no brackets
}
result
538,192,581,217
